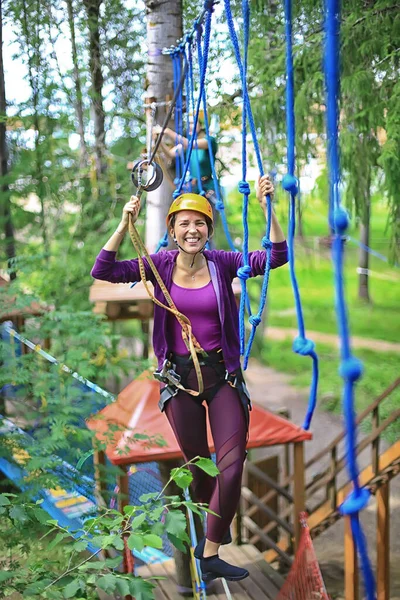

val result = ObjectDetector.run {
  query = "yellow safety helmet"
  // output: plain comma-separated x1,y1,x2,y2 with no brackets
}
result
166,193,213,226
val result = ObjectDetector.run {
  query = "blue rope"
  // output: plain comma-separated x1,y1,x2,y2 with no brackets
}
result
195,29,239,254
175,3,214,196
172,53,181,186
224,0,273,369
283,0,319,431
186,40,205,196
324,0,375,597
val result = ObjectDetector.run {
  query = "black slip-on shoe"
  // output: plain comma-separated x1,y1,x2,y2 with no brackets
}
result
200,555,249,583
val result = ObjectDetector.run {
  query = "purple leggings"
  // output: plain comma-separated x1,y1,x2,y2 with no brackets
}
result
164,365,248,543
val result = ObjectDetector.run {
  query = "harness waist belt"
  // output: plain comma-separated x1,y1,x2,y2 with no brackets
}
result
169,349,224,368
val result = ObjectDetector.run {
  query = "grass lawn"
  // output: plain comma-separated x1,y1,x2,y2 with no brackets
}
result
260,337,399,444
228,192,400,343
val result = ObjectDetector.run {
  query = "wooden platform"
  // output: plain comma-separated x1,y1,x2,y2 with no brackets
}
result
137,543,285,599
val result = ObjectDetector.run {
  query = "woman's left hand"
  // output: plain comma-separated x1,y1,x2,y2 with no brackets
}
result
256,175,275,208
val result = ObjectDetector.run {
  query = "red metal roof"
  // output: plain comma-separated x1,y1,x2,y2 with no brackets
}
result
87,372,312,465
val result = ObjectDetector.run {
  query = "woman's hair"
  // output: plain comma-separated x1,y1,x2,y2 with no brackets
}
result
169,212,213,238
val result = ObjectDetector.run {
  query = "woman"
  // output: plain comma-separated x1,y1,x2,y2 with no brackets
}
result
91,175,288,583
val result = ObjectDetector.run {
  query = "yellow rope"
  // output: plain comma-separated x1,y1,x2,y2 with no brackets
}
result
128,215,205,395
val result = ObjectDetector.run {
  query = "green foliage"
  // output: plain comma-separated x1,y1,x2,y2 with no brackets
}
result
0,456,218,598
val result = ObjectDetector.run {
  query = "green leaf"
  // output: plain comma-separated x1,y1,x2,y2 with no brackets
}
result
9,505,30,523
64,578,82,598
165,510,187,537
104,556,123,569
167,532,187,553
73,540,88,552
127,533,144,552
115,578,131,597
142,533,163,549
139,492,158,503
97,574,117,594
131,512,147,529
48,532,67,551
183,501,204,516
31,507,50,524
151,521,164,536
195,457,219,477
129,577,156,600
0,495,11,506
110,535,124,551
170,467,193,489
76,450,94,470
0,571,14,583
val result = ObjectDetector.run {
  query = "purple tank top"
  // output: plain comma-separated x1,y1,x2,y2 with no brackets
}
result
167,280,222,354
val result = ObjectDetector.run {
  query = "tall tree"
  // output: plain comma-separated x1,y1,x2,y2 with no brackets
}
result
66,0,89,167
0,0,16,279
144,3,193,589
83,0,105,181
144,0,183,252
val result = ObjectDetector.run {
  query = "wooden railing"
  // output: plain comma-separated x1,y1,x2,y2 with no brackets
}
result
237,377,400,596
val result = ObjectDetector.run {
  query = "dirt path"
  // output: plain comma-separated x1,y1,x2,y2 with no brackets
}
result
265,326,400,354
244,359,400,599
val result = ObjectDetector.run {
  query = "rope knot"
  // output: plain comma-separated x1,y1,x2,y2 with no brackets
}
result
172,189,181,199
339,357,363,382
200,190,207,197
185,33,193,44
216,201,225,211
237,265,252,280
203,0,215,11
249,315,261,327
293,336,315,356
238,180,250,195
282,174,299,195
261,236,272,250
340,488,370,516
159,238,168,248
334,207,349,234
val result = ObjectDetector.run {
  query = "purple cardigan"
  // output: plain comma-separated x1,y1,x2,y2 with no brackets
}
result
91,243,288,373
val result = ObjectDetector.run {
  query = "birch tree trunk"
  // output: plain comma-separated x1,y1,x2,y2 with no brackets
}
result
144,0,182,252
0,0,16,280
84,0,105,180
358,188,371,303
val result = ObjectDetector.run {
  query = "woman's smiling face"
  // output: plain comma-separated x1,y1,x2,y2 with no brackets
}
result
170,210,209,253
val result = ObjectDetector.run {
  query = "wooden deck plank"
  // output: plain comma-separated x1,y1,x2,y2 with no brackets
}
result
221,545,280,599
239,544,285,593
137,543,286,599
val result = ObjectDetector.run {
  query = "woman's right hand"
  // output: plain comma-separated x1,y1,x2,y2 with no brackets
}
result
120,195,141,227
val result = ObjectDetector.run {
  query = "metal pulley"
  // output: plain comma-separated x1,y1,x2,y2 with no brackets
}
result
131,158,163,197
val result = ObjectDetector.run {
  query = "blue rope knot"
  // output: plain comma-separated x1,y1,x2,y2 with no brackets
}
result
172,189,180,199
261,236,272,250
282,174,299,195
159,238,168,248
293,336,315,356
334,207,349,234
173,177,180,186
238,180,250,195
339,356,363,382
340,488,370,516
185,33,193,44
237,265,252,280
216,201,225,211
249,315,261,327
